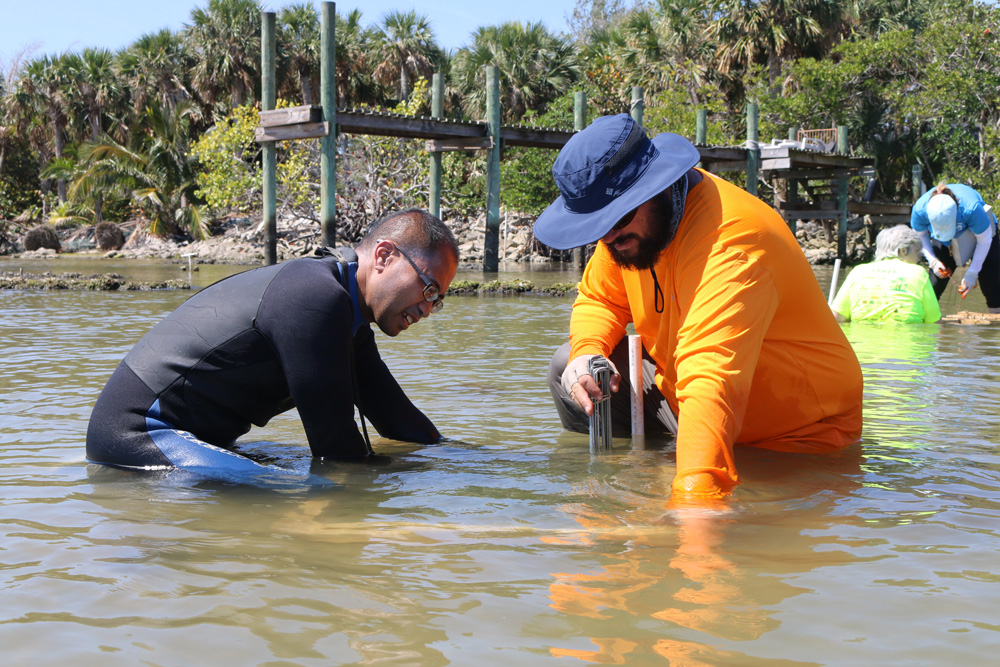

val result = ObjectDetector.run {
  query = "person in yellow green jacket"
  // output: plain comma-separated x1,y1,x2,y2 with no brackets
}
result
831,224,942,324
534,114,863,503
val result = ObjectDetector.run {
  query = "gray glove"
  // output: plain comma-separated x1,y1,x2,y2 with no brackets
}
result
561,354,619,396
928,256,949,279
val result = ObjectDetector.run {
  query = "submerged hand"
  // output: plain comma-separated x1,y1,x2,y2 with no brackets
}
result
561,354,621,416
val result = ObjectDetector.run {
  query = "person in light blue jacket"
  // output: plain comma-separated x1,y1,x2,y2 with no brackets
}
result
910,182,999,312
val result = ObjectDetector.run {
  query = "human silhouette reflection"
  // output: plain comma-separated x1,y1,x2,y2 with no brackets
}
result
84,444,454,664
840,322,941,445
545,442,864,663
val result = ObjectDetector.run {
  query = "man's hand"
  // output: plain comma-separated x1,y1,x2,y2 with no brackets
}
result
959,269,978,298
928,257,951,279
561,354,621,416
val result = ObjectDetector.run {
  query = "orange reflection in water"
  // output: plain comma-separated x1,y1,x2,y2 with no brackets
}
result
545,446,864,664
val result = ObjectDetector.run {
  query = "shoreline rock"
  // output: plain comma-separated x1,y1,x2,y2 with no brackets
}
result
3,213,873,268
0,270,191,291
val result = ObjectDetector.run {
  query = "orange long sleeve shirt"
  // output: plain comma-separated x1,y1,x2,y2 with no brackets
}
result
570,170,863,500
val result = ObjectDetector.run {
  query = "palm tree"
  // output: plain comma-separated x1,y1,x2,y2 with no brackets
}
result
78,100,206,238
708,0,839,88
336,9,380,107
373,10,439,104
576,22,632,115
185,0,262,109
116,29,194,117
278,3,320,105
618,0,715,105
12,54,83,203
78,48,123,141
450,22,581,122
0,56,20,179
846,0,936,37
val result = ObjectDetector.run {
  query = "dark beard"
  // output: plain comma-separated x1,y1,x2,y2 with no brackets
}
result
606,190,675,270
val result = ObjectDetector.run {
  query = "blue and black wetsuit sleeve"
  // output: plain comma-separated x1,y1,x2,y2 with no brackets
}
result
352,326,441,444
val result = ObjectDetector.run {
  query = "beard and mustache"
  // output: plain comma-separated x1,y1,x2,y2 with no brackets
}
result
605,188,678,271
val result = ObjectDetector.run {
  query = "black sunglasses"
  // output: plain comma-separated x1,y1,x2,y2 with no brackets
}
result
613,208,638,231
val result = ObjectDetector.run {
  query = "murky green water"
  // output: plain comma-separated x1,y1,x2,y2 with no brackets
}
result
2,257,999,665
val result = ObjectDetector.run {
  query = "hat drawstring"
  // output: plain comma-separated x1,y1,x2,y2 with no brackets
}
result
649,172,688,314
651,268,664,313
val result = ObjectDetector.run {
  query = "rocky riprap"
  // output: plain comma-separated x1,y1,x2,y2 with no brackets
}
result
5,212,875,268
0,270,190,291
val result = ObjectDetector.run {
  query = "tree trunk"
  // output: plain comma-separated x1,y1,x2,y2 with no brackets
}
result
980,111,994,173
53,117,66,204
90,111,101,142
767,52,782,92
299,65,313,105
400,67,410,103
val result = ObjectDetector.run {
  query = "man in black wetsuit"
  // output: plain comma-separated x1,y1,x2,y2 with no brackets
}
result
86,208,458,478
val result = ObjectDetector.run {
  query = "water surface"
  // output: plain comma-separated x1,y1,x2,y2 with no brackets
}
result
1,258,999,665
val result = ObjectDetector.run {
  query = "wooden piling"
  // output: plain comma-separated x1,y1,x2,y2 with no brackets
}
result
261,12,277,265
484,66,501,273
696,108,707,169
573,91,587,269
786,125,799,234
630,87,644,125
320,2,337,248
746,102,759,196
429,73,444,219
837,125,849,259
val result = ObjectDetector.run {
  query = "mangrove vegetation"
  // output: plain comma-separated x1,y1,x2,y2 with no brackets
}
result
1,0,998,253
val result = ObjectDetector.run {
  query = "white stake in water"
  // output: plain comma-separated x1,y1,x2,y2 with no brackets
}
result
628,334,644,439
828,257,842,306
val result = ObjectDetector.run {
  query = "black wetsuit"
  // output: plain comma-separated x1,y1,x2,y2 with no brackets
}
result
86,251,439,472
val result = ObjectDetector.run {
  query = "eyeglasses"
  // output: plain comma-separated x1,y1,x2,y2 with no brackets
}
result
380,240,444,313
612,208,638,231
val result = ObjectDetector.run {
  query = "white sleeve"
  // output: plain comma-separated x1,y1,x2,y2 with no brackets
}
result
967,228,994,274
917,230,937,264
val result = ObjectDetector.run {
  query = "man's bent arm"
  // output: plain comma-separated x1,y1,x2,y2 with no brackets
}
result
353,327,440,444
672,248,779,500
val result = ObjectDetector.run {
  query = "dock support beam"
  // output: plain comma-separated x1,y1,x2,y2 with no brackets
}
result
320,2,337,248
695,108,707,169
746,102,759,196
429,73,444,219
786,125,799,234
483,66,501,273
837,125,849,259
573,91,588,269
630,87,644,125
261,12,277,265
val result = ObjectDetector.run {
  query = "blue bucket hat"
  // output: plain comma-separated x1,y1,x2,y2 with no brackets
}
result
533,114,700,250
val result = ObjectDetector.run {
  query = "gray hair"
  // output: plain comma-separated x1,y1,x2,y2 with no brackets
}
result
875,224,921,261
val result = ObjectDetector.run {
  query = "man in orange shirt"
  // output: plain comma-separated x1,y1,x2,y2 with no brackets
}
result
535,114,863,502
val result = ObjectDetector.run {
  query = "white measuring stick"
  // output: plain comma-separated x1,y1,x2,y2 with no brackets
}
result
828,258,841,306
628,334,644,436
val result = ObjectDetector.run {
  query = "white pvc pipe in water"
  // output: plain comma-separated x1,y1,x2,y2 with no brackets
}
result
628,334,644,437
828,258,842,306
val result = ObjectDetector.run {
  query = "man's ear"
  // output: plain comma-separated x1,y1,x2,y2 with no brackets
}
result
372,239,393,272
